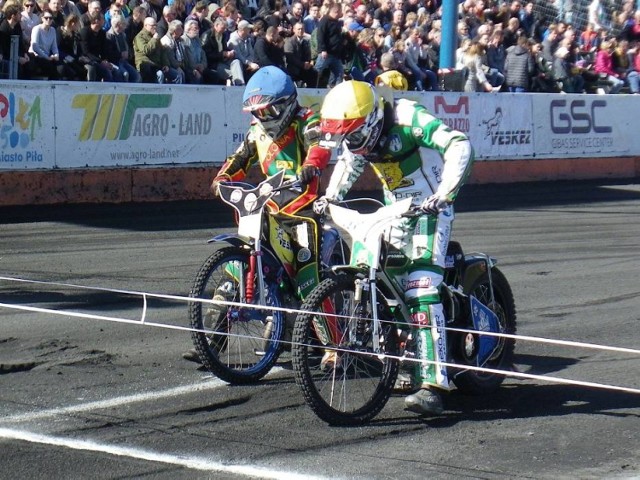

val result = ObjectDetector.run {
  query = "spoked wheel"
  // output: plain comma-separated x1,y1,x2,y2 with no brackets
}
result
292,274,399,425
189,246,285,384
450,267,517,394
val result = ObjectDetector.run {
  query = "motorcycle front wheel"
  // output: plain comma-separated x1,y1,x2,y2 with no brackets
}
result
292,274,399,426
189,246,285,384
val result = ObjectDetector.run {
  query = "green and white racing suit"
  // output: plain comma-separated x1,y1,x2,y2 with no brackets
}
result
325,98,474,391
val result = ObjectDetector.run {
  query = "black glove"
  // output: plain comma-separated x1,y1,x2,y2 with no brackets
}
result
421,194,448,215
299,165,319,186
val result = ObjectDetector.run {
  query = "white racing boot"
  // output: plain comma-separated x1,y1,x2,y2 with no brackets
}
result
404,387,444,415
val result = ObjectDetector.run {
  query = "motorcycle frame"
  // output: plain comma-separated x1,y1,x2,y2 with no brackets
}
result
326,199,498,355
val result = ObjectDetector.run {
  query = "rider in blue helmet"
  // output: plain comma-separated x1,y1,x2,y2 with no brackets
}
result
184,66,332,363
241,66,299,140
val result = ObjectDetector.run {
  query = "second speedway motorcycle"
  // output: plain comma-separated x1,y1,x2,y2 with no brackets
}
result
292,197,517,425
188,171,347,384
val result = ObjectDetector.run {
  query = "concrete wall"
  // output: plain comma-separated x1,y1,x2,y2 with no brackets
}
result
2,156,639,206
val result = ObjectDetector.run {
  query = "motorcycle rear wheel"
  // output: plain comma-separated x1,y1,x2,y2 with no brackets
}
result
189,246,285,384
292,274,399,426
450,267,517,394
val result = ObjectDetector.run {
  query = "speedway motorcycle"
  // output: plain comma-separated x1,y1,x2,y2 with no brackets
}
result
188,170,346,384
291,197,517,425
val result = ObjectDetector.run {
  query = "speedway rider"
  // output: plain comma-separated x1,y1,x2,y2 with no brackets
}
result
183,66,331,363
316,81,474,415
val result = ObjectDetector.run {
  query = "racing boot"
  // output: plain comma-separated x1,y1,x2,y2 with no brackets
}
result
182,349,201,363
404,387,444,415
404,303,449,415
183,293,227,364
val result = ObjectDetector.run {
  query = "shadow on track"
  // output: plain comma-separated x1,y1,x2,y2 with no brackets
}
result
1,178,638,229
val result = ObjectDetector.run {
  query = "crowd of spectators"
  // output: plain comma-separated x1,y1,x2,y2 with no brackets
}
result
0,0,639,93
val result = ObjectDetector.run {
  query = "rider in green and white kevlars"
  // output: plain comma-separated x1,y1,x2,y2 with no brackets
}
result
316,80,474,415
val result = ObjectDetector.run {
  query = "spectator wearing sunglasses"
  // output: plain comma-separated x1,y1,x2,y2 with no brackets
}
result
21,1,41,44
29,9,69,78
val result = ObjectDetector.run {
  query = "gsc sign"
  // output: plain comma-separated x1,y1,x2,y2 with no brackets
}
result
550,99,612,134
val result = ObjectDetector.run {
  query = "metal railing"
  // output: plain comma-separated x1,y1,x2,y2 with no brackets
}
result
1,35,20,80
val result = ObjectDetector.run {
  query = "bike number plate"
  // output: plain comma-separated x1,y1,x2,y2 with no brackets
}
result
470,295,499,365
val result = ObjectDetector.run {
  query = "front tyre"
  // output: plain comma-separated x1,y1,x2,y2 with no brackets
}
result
189,246,285,384
292,274,399,425
450,267,517,394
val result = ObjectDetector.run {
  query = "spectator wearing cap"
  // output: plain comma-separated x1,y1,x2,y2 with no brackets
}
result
284,20,316,86
342,21,367,81
207,3,221,22
228,19,259,80
254,25,286,68
375,51,408,89
202,16,245,84
314,2,343,87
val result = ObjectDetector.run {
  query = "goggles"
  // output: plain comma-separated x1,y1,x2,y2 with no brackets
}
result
344,129,368,150
319,117,367,150
245,96,292,122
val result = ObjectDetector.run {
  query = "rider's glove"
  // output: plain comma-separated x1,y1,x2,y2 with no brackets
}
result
421,194,448,215
313,196,329,215
299,165,320,186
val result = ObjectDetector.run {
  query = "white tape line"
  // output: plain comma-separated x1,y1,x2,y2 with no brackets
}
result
1,275,639,395
3,274,640,358
1,380,228,423
0,428,327,480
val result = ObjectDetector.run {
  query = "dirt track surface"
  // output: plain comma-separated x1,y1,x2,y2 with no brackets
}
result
1,179,639,480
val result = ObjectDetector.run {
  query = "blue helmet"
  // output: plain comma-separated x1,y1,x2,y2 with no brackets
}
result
242,66,298,139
